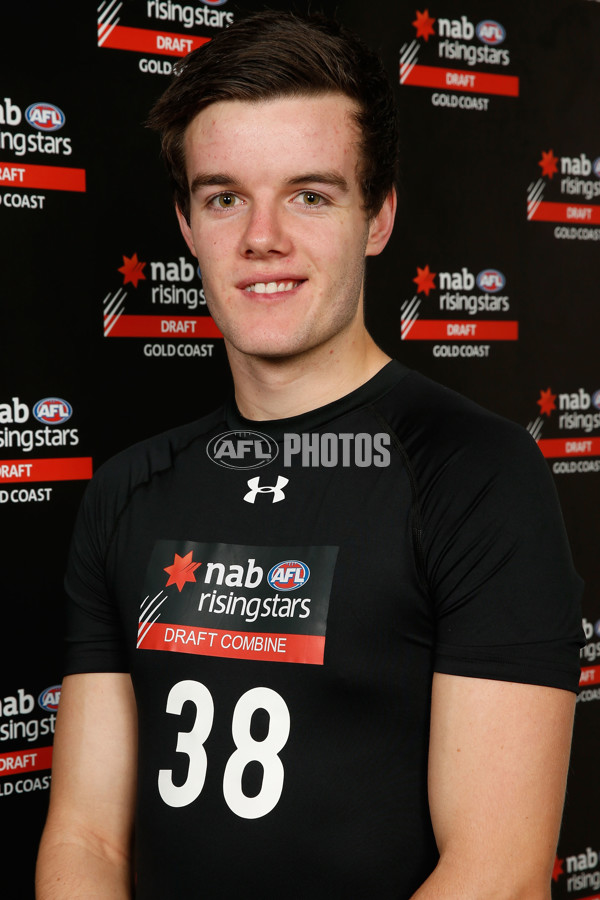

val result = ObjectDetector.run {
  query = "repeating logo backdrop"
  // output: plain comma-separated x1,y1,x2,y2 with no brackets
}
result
1,2,598,896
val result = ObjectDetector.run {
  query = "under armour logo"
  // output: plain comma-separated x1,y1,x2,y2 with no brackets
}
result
244,475,289,504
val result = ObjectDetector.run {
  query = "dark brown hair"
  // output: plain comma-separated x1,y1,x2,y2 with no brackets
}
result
146,10,400,221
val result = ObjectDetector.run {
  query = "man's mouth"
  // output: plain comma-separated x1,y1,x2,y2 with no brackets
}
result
244,280,303,294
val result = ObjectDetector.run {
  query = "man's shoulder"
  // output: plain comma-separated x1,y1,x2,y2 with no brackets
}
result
92,405,226,495
386,371,544,511
377,369,535,450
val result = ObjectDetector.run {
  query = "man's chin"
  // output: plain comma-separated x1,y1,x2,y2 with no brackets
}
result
231,343,306,362
224,333,318,364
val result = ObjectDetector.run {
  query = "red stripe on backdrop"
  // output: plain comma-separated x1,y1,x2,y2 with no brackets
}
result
0,746,53,777
0,162,86,192
529,201,600,224
99,25,210,57
401,64,519,96
402,320,518,340
537,438,600,458
0,458,93,483
105,315,223,338
580,667,600,685
139,622,326,665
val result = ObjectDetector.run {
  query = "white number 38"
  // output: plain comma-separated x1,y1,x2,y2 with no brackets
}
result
158,680,291,819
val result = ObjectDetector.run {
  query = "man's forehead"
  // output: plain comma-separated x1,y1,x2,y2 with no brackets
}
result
182,94,362,187
184,92,360,142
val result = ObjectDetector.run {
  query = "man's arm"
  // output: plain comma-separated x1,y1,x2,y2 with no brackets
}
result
36,673,138,899
411,672,576,900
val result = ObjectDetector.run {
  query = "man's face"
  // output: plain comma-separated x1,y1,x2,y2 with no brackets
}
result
177,93,393,362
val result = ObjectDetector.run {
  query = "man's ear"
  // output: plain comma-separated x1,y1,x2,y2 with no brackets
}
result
175,204,198,258
365,188,397,258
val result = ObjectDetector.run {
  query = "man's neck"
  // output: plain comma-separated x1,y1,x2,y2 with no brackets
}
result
228,333,391,421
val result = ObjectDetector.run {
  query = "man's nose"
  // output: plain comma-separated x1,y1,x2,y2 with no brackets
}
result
240,200,293,258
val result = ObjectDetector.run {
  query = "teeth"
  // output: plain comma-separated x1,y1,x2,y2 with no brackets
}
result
245,281,299,293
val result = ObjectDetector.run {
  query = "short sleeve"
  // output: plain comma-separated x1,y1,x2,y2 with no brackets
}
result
418,416,584,692
63,464,129,675
61,413,221,675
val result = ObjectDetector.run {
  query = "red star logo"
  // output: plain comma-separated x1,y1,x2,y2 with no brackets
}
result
413,9,436,41
538,149,559,179
552,856,564,882
537,387,557,417
118,252,146,287
164,551,201,592
413,264,436,296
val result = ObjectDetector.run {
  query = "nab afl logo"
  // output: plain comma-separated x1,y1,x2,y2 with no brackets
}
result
26,102,65,132
268,560,310,591
200,0,228,5
33,397,72,424
476,269,506,293
476,20,506,45
38,685,61,712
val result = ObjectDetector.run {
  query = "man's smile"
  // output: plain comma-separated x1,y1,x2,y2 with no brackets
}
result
243,280,304,294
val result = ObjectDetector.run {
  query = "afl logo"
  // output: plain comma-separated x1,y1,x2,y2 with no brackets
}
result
38,685,62,712
476,269,506,293
268,560,310,591
592,390,600,411
200,0,228,5
592,158,600,179
25,102,65,132
207,430,278,469
33,397,72,424
476,20,506,45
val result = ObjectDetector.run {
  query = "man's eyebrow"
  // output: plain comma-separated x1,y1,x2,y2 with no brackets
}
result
286,172,349,191
190,173,241,193
190,171,350,194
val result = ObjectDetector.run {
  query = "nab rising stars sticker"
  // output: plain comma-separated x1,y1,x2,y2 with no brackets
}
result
137,540,338,665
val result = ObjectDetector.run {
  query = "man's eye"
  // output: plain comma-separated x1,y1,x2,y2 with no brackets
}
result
211,193,239,209
297,191,324,207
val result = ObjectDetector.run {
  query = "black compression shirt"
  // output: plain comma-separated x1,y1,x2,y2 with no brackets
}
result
64,361,583,898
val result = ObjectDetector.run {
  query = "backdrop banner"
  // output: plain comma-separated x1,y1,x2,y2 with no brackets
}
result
1,2,598,896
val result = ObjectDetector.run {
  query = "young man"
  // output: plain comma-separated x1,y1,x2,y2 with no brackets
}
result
36,11,583,898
